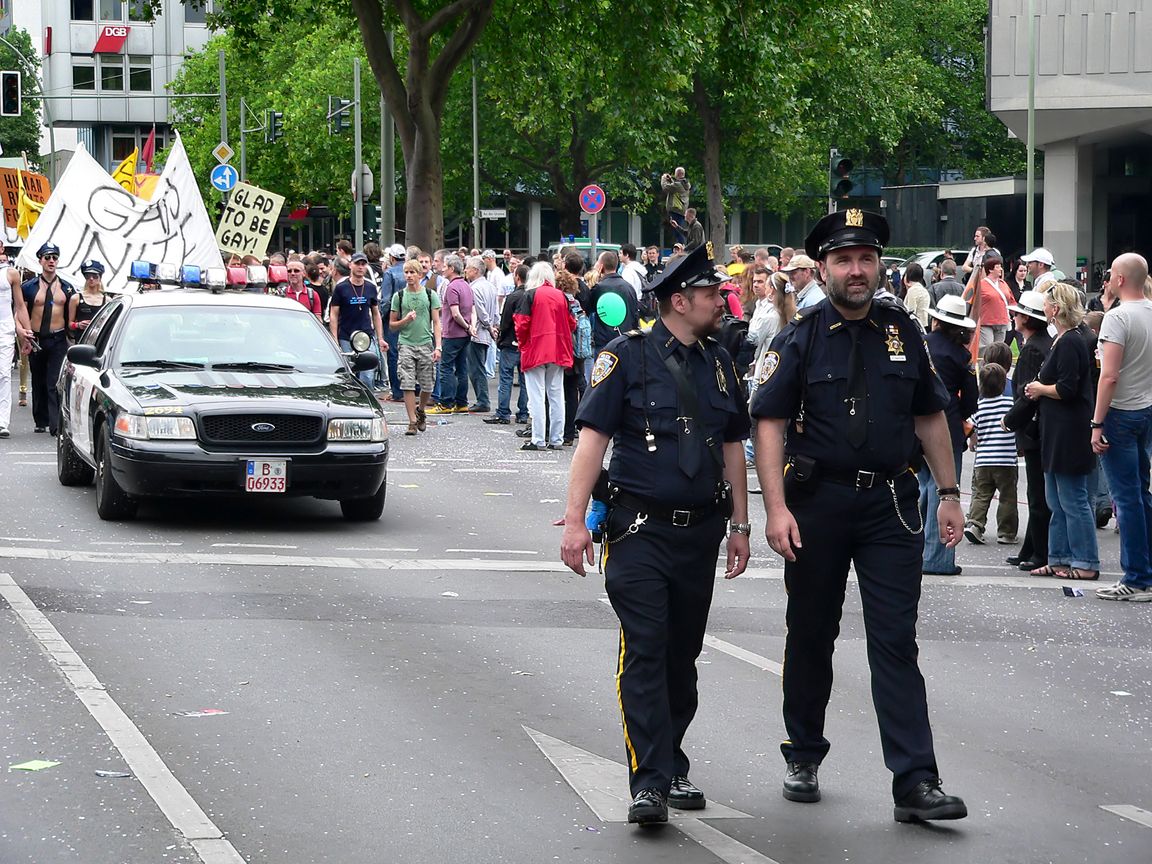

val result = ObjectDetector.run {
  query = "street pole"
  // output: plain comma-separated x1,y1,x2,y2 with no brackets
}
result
471,52,480,249
239,96,247,181
0,33,57,184
1025,0,1036,251
380,30,395,245
353,57,363,251
218,49,227,147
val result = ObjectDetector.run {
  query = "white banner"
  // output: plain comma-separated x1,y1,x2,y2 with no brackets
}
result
15,135,220,293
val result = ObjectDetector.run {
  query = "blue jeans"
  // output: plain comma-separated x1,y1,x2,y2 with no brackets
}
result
1044,471,1100,571
339,337,376,389
919,450,964,573
436,336,471,408
1100,406,1152,588
496,348,528,421
384,327,401,399
467,341,491,409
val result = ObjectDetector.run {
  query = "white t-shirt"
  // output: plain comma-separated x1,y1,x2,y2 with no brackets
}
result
1099,298,1152,410
620,261,647,300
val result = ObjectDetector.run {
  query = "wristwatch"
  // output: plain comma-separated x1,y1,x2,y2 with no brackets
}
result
935,486,960,497
1089,420,1103,429
729,522,752,536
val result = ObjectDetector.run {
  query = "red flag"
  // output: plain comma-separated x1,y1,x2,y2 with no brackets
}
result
142,126,156,173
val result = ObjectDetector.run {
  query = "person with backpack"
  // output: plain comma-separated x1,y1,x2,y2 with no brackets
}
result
21,242,76,436
484,263,531,426
559,268,592,446
283,259,323,317
390,259,443,435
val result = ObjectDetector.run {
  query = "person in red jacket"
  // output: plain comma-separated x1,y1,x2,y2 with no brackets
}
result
514,262,577,451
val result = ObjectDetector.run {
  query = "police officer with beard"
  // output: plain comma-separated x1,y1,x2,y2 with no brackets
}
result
561,243,751,826
750,210,968,823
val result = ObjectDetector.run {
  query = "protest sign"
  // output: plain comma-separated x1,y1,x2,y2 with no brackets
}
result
1,168,50,229
215,182,285,260
14,135,220,292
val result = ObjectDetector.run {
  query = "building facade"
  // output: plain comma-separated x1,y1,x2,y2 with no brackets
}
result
988,0,1152,274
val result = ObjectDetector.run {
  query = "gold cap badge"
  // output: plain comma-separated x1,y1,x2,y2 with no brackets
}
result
845,208,864,228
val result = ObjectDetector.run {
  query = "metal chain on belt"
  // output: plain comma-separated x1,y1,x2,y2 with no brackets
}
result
606,512,647,544
887,479,924,535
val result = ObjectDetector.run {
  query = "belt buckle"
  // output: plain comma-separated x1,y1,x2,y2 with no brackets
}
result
671,509,691,527
856,470,877,490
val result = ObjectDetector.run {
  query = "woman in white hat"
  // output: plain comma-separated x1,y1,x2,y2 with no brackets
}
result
918,295,980,575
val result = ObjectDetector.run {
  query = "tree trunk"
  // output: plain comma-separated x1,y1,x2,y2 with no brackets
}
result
406,120,444,251
693,73,727,256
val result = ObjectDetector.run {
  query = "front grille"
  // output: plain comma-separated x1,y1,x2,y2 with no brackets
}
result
200,413,323,446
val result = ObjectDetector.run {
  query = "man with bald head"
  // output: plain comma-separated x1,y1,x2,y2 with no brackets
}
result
1091,252,1152,602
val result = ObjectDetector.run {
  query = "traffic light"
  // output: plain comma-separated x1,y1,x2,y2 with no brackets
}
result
327,97,352,135
265,110,284,143
0,71,21,118
830,150,854,201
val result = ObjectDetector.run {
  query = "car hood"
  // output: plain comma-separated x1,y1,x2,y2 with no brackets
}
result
117,369,379,413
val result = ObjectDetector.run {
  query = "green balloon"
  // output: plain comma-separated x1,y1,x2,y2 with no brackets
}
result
597,291,627,328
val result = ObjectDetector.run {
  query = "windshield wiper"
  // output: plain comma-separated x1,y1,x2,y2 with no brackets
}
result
211,362,297,372
120,359,206,369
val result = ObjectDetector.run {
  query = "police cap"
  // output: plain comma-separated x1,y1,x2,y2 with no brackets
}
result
80,259,106,276
37,242,61,259
804,209,890,260
645,242,728,301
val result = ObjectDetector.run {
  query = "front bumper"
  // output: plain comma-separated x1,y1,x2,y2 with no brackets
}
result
108,437,389,500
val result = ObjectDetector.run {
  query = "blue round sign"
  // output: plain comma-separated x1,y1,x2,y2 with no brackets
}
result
580,184,606,215
210,163,238,192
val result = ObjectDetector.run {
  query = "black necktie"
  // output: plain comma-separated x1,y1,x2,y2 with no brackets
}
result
846,325,868,449
674,345,700,478
39,280,55,339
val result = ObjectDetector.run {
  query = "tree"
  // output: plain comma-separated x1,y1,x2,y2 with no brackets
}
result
0,28,44,169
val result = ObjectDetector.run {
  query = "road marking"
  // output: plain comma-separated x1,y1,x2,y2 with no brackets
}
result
340,547,419,553
524,727,781,863
0,573,245,864
703,635,783,676
14,461,54,465
91,541,183,547
6,451,53,455
211,543,298,550
453,468,520,474
0,536,60,543
446,548,539,555
1100,804,1152,829
388,468,431,473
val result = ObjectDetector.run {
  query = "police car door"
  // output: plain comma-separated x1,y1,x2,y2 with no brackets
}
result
66,303,120,460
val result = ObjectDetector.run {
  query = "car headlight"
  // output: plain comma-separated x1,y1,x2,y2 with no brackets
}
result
328,416,387,442
114,414,196,440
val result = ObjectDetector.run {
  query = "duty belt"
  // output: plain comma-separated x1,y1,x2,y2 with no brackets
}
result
815,465,910,490
609,488,718,527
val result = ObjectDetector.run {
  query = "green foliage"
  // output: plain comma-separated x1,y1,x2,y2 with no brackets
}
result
0,28,44,168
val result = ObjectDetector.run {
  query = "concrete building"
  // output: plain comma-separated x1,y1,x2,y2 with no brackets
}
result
988,0,1152,275
38,0,213,170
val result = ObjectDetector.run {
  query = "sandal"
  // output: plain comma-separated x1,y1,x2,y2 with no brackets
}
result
1030,565,1070,578
1062,568,1099,581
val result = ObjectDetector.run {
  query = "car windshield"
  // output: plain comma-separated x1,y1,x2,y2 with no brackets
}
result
114,305,344,374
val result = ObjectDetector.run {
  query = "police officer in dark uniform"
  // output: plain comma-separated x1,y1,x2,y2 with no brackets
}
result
751,210,968,823
561,243,751,826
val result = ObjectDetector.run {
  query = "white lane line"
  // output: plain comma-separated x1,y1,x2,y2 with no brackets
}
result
14,461,54,465
446,548,539,555
0,536,60,543
703,634,783,676
452,468,520,474
675,819,784,864
6,451,54,455
0,573,245,864
210,543,298,550
91,541,184,547
1100,804,1152,829
388,468,431,473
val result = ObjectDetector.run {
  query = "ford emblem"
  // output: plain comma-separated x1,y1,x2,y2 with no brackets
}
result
251,422,276,433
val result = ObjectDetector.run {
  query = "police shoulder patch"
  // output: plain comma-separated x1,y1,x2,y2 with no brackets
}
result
590,351,619,387
757,351,781,384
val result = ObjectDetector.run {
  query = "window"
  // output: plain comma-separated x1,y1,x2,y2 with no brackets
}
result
128,56,151,92
100,0,122,19
111,133,137,162
72,0,95,20
128,0,149,21
101,59,124,91
73,60,96,91
185,1,209,24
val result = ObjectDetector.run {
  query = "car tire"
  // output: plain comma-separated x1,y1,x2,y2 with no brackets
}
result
95,424,137,521
339,480,386,521
57,428,95,487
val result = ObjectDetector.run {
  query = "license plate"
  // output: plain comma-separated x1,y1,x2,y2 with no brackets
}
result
245,459,287,493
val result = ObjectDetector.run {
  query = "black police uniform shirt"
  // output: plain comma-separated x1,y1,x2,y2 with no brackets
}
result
750,298,948,474
576,318,750,508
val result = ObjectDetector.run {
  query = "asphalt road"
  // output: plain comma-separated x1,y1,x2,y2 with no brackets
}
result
1,383,1149,864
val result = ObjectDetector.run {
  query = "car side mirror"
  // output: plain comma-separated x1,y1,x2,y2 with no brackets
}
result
67,344,99,368
350,352,379,373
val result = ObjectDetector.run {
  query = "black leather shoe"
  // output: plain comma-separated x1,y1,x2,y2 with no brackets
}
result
893,777,967,822
1018,560,1040,571
1005,556,1022,566
627,788,668,825
783,762,820,802
668,775,706,810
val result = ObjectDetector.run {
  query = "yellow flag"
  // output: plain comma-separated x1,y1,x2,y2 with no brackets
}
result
112,148,138,193
16,169,43,240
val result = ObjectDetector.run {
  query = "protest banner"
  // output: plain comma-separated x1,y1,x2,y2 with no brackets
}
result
215,182,285,260
1,167,50,230
14,135,220,292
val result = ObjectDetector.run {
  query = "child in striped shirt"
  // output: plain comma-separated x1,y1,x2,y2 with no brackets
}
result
964,362,1019,545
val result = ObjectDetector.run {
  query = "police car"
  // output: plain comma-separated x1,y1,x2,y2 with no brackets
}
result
55,262,389,521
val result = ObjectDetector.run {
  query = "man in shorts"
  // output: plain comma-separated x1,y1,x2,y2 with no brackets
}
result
390,258,443,434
